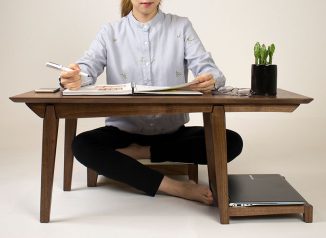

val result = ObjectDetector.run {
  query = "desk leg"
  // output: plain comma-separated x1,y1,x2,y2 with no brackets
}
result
203,106,229,224
63,119,77,191
40,105,59,223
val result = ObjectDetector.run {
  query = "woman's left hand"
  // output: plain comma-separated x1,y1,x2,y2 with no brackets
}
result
189,73,216,93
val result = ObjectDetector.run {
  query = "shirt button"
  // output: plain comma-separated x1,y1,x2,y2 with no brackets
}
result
144,41,148,45
143,25,149,31
146,62,150,66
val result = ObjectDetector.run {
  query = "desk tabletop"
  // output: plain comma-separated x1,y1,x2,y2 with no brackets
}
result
10,89,313,105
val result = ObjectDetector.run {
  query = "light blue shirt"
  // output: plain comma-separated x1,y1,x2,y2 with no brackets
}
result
77,10,226,135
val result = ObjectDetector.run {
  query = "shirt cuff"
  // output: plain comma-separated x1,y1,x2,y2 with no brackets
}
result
214,75,226,90
80,75,93,87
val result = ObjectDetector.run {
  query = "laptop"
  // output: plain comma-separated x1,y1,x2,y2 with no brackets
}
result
228,174,306,207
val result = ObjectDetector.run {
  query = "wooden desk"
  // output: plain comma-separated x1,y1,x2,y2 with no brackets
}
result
10,89,313,224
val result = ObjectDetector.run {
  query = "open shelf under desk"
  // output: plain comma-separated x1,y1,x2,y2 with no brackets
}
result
225,174,313,223
228,203,313,222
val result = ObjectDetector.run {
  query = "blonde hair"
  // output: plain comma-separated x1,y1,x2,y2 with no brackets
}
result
120,0,161,17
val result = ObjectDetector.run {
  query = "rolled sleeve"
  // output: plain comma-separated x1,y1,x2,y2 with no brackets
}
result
77,24,110,86
183,18,226,88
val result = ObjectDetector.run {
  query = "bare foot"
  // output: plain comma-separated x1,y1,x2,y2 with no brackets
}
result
158,176,213,205
116,143,150,160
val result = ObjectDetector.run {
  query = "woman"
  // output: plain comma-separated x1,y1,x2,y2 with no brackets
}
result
60,0,243,205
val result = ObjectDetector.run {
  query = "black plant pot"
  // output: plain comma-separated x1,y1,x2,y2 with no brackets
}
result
251,64,277,96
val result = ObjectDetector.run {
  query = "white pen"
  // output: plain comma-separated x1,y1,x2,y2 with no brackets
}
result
46,62,90,77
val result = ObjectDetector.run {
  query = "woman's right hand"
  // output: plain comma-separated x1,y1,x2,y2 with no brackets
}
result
60,64,82,90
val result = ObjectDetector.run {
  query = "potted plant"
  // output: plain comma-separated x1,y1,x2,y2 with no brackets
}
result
251,42,277,96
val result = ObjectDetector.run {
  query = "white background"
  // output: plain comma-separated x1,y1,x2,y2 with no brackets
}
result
1,0,325,237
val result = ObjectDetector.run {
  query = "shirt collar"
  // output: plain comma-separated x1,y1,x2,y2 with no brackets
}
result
128,10,163,32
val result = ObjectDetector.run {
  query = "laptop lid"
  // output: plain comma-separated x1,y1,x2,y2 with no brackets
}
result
228,174,306,207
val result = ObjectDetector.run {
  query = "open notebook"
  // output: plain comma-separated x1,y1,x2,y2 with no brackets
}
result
62,81,202,96
228,174,306,207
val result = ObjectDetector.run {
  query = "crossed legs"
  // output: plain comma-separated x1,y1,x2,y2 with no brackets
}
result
72,126,243,205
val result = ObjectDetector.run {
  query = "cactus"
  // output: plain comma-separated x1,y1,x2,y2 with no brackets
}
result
254,42,261,65
254,42,276,65
261,44,267,65
268,43,275,64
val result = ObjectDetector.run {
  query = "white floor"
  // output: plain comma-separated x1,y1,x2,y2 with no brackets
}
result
1,116,325,238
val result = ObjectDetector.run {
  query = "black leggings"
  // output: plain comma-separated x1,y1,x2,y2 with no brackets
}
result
72,126,243,196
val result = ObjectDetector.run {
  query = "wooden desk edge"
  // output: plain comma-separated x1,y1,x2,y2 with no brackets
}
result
9,89,314,105
25,103,307,119
225,104,300,112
